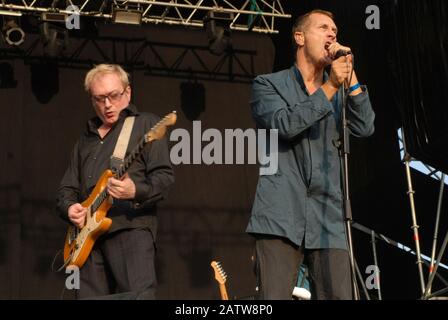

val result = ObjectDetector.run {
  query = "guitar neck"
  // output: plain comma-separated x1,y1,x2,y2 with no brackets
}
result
219,283,229,300
115,136,147,179
86,111,176,219
90,136,147,214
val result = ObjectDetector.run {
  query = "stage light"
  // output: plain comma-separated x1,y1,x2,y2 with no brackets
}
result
30,61,59,103
0,62,18,89
112,7,142,25
40,22,68,58
203,11,234,55
180,81,206,121
41,12,68,23
2,19,25,46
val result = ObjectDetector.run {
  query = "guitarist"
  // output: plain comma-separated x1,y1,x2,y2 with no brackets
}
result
56,64,174,299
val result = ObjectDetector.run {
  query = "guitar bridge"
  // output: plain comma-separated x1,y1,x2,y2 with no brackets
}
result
68,227,79,245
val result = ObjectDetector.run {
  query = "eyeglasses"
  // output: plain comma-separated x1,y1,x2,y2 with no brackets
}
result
91,88,126,105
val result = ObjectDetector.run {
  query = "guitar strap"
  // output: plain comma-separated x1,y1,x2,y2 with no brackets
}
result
110,116,135,173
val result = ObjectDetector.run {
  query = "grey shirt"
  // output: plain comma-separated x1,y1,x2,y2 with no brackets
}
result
246,66,375,249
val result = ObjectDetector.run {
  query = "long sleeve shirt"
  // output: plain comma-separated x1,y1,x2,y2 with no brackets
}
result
246,66,375,249
56,104,174,235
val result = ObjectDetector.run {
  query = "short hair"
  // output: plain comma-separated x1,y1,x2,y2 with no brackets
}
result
84,64,130,93
291,9,335,51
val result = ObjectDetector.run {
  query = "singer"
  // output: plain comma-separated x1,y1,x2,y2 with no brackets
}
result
246,9,375,299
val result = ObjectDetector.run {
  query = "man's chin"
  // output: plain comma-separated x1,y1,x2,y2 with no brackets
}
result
316,57,331,69
322,56,332,66
101,118,116,127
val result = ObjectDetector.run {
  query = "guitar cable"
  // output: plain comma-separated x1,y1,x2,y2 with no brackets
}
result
51,249,77,299
49,249,67,299
51,248,73,272
59,283,67,300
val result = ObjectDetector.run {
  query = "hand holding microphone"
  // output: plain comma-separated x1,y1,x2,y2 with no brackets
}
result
322,42,361,100
325,42,352,60
326,42,354,88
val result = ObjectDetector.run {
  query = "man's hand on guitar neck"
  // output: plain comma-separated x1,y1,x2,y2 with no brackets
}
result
107,173,136,200
68,203,87,229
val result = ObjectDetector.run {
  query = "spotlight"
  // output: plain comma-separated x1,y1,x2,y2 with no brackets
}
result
203,11,234,55
2,19,25,46
40,22,68,57
112,6,142,25
180,81,206,121
41,12,68,23
0,62,18,89
30,61,59,103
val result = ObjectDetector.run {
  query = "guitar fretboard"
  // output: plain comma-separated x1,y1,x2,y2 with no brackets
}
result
116,138,147,179
90,135,150,215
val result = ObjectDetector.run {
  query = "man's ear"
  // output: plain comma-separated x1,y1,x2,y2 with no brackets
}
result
294,31,305,47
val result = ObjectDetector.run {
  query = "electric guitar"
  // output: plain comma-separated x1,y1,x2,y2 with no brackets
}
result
63,112,177,268
211,260,229,300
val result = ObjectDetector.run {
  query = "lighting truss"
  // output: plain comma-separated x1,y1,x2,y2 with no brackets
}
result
0,35,257,83
0,0,291,34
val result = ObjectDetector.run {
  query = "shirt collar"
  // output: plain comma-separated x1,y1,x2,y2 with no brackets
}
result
87,103,140,134
292,64,330,94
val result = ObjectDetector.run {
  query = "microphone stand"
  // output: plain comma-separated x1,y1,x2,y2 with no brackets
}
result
338,80,360,300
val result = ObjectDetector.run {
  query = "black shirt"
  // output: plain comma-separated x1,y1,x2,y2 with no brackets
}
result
56,104,175,235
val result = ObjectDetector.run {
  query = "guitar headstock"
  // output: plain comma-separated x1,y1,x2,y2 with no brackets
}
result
145,111,177,142
211,260,227,285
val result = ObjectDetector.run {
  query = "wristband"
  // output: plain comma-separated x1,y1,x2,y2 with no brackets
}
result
348,83,361,93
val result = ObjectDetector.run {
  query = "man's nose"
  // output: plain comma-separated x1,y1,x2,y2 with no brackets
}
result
104,97,112,108
327,29,336,39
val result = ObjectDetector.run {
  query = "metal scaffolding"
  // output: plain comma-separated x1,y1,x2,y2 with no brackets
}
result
0,0,291,34
0,34,257,83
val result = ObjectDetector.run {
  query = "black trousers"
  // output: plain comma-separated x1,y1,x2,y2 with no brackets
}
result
76,227,157,300
254,234,352,300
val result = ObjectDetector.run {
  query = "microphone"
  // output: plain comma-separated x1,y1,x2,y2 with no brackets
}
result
334,49,351,59
325,44,351,59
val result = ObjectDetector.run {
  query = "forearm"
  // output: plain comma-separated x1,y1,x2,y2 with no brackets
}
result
253,86,333,140
347,86,375,137
133,167,174,207
132,136,175,207
56,187,79,222
57,140,81,221
347,71,362,96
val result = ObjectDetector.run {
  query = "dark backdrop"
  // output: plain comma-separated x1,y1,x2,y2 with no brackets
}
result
1,0,447,299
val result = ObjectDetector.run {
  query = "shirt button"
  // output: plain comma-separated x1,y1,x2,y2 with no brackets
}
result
88,175,92,179
100,141,104,144
93,157,97,160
